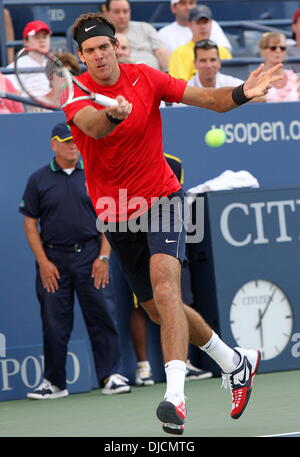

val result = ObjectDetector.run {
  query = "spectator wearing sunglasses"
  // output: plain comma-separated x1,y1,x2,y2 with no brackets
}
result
256,32,299,103
169,5,232,81
188,39,243,89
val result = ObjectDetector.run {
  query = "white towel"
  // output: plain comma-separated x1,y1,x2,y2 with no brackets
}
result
187,170,259,202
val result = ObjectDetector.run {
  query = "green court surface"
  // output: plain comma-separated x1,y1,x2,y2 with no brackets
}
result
0,370,299,438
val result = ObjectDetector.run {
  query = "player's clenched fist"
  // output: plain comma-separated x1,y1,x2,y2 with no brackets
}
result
106,95,132,121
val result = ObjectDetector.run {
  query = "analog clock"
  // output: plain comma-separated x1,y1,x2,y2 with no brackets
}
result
230,279,293,360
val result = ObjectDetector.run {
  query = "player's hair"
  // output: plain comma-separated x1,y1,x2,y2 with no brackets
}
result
72,13,117,51
193,39,220,59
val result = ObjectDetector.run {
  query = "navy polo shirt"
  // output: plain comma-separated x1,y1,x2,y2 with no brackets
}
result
164,153,184,185
19,158,100,245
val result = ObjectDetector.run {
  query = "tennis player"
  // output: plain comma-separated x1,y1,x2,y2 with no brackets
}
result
63,12,283,435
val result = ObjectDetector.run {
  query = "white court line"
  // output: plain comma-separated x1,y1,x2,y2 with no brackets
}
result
258,431,300,437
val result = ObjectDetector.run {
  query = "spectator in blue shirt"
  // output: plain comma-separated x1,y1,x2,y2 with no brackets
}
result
19,122,131,399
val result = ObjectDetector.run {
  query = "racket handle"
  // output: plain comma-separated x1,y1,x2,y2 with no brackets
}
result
94,93,118,107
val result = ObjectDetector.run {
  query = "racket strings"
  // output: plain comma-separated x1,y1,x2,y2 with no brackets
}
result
15,49,72,109
45,58,71,107
13,48,117,109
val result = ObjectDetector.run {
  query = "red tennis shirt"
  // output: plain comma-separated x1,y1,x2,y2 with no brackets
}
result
63,63,187,221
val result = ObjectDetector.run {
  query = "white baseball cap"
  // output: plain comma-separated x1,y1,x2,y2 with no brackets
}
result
170,0,181,5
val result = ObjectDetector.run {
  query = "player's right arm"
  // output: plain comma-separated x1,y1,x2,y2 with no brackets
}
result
23,216,60,293
73,95,132,139
182,63,283,112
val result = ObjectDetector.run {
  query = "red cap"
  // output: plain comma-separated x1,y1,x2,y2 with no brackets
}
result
23,20,51,39
292,8,300,24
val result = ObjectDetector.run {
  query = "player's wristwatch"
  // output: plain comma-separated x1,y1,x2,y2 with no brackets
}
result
98,255,110,263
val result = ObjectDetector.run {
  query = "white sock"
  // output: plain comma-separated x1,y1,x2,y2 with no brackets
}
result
199,331,240,373
164,360,186,404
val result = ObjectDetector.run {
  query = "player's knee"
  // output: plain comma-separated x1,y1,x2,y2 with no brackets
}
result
153,280,177,306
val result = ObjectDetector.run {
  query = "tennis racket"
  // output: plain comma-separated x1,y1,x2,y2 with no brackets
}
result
1,48,118,110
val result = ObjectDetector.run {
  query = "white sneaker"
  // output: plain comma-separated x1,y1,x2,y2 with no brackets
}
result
156,392,187,435
101,373,131,395
135,361,154,386
221,347,261,419
27,379,69,400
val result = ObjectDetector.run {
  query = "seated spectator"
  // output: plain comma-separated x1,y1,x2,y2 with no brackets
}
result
54,52,82,76
257,32,299,103
158,0,232,54
0,72,24,113
169,5,232,81
115,32,132,63
104,0,169,71
6,20,52,99
188,39,243,88
287,8,300,73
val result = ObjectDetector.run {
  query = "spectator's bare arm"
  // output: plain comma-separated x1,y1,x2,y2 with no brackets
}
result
4,8,14,64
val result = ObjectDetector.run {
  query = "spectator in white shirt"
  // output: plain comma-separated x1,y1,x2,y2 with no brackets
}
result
188,39,243,88
158,0,232,54
6,20,52,99
104,0,169,71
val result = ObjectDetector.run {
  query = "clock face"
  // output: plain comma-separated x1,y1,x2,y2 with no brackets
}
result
230,279,293,360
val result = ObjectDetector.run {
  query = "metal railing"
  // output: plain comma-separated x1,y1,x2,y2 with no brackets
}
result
0,0,296,67
0,0,106,66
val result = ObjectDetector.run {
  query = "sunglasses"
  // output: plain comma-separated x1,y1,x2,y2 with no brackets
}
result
194,39,218,49
267,46,286,51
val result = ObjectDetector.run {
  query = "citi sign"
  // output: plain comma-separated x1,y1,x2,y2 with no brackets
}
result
220,200,299,246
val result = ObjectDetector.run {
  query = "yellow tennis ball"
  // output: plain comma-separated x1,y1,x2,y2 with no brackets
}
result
205,128,226,147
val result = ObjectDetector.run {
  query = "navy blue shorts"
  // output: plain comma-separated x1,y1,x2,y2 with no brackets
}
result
105,189,188,302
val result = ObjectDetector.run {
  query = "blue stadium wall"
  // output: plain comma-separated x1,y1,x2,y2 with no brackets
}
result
1,101,300,400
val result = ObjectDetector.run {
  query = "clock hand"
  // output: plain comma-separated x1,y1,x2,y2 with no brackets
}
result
257,309,264,347
255,288,276,330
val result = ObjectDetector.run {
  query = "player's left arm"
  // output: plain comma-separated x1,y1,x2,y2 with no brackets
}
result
181,63,283,112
